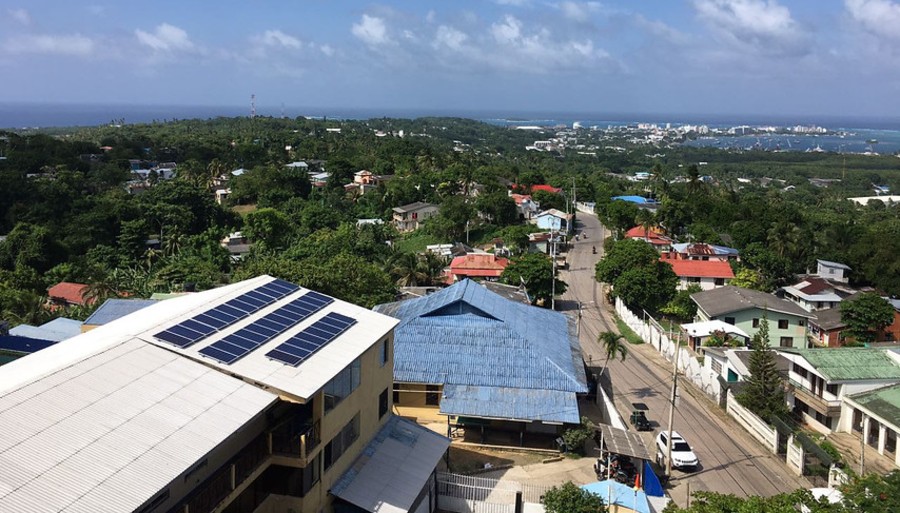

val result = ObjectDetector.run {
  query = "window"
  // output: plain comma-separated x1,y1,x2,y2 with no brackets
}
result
778,319,789,329
826,383,839,396
426,384,440,406
798,319,805,327
752,318,760,328
780,337,793,347
379,388,389,419
793,363,808,378
324,358,361,413
724,317,736,325
393,385,401,404
324,413,360,471
379,339,389,367
710,359,722,374
714,278,725,286
688,277,701,283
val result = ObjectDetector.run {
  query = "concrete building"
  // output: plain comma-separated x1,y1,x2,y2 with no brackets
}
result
0,276,447,513
535,209,573,234
668,243,739,262
691,286,815,349
660,254,734,291
392,202,438,233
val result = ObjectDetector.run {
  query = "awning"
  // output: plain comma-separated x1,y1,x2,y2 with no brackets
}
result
440,385,581,424
594,424,652,461
331,417,450,513
582,480,650,513
681,320,749,340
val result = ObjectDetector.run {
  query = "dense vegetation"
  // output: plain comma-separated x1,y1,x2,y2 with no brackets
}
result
1,116,899,325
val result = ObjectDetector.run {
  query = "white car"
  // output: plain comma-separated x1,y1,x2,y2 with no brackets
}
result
656,431,699,470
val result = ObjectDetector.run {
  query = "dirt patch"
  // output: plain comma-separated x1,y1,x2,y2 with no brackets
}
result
442,446,548,474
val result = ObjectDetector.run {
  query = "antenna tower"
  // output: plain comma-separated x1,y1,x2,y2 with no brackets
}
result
250,94,256,119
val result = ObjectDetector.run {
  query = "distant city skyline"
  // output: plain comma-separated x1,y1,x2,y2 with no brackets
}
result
2,1,900,119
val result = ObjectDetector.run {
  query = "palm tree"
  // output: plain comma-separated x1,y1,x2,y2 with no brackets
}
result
419,252,449,286
390,252,427,287
636,209,655,240
596,331,628,380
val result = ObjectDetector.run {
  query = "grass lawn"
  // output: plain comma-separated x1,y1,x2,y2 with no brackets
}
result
232,204,257,216
615,316,644,344
394,230,442,254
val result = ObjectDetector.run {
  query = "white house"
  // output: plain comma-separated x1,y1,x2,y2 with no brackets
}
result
816,260,851,284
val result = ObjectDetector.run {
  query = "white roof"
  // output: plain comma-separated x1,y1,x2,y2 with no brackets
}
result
331,417,450,513
681,320,750,339
783,285,843,303
139,276,399,402
0,338,277,512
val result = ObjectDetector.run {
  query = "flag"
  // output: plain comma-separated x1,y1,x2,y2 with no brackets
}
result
634,473,641,491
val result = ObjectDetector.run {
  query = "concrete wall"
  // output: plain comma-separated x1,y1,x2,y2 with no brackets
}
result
725,390,778,453
698,307,807,348
396,383,442,408
677,276,725,291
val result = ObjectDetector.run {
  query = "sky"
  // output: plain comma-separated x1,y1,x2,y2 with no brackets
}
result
1,0,900,119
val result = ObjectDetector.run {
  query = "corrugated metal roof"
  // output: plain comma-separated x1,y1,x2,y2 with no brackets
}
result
375,280,587,421
780,348,900,381
83,299,158,326
0,338,277,512
331,417,449,513
847,383,900,430
138,276,398,402
9,318,83,342
692,286,815,319
440,385,580,424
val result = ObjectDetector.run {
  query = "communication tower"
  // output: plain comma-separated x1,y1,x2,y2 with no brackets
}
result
250,94,256,119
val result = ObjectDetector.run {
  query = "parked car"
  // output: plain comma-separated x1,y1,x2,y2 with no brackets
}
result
630,410,651,431
656,431,699,470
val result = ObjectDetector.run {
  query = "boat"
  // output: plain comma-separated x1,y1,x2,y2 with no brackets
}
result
868,139,878,144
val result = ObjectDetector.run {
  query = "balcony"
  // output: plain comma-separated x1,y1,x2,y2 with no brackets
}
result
789,380,842,416
271,417,320,463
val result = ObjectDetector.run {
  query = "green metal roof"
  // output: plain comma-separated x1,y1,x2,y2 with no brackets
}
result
782,348,900,381
848,384,900,430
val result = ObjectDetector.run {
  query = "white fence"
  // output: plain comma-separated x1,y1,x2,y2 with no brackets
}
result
725,390,778,453
615,298,722,401
436,472,551,513
787,435,805,475
575,201,596,214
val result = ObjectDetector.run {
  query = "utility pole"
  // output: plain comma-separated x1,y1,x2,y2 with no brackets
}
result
550,229,557,310
860,420,866,475
665,333,680,478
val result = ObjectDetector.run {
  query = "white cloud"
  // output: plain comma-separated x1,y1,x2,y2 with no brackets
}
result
257,30,302,49
352,14,390,46
8,8,31,26
491,15,523,44
320,44,335,57
433,25,468,51
135,23,194,52
4,34,95,56
694,0,809,55
846,0,900,41
558,1,602,23
494,0,531,6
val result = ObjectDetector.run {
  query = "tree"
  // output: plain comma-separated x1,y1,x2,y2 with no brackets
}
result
729,267,766,291
475,191,518,226
612,263,678,313
501,253,567,307
595,238,659,284
596,332,627,380
840,293,895,344
242,208,294,251
660,284,702,321
736,312,789,420
542,481,606,513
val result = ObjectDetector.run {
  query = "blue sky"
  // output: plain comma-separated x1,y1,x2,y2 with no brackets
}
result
2,1,900,118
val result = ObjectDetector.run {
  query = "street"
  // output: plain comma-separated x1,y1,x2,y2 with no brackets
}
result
559,212,807,506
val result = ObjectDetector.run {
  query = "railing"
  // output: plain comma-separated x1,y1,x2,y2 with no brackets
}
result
186,431,270,513
271,418,321,460
788,381,841,414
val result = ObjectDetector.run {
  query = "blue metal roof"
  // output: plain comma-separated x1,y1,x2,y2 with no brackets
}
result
375,280,587,421
0,335,59,354
440,385,580,424
612,195,657,204
84,299,158,326
9,318,83,342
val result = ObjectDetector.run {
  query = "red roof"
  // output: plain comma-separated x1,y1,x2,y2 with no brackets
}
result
510,193,532,205
625,226,672,245
511,184,562,194
47,282,90,306
450,254,510,277
663,259,735,279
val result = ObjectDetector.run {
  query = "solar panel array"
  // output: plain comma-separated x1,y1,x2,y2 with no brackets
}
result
266,312,358,366
197,291,335,364
154,279,299,349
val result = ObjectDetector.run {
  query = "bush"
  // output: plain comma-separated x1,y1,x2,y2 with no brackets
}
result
561,417,593,455
542,481,607,513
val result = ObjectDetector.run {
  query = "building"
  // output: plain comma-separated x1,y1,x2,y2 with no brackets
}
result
221,231,253,261
0,318,83,365
535,209,574,234
660,254,734,291
841,383,900,468
392,202,438,233
373,279,588,448
624,226,673,252
816,260,851,284
682,320,750,351
0,276,447,513
779,348,900,434
691,286,815,349
668,243,739,262
807,295,900,347
510,193,540,220
81,298,158,332
448,253,509,282
611,195,659,209
47,281,91,307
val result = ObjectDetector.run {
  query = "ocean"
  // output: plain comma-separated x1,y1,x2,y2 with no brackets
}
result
2,102,899,154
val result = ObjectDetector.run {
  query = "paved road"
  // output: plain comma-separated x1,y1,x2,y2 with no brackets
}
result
559,212,807,506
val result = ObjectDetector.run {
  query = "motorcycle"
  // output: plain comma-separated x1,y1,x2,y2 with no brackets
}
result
592,246,597,254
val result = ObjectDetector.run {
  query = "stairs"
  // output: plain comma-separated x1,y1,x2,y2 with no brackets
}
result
827,432,896,474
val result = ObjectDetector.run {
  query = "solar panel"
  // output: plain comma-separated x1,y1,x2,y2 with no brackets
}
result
153,279,300,348
197,291,335,364
266,312,357,367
